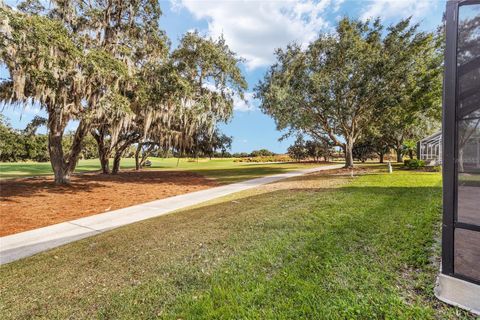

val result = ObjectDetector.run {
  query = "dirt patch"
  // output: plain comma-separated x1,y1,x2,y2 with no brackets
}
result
0,170,218,236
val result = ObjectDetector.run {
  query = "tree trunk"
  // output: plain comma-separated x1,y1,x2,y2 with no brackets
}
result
458,148,464,172
92,129,110,174
112,143,130,174
64,120,89,176
135,143,142,170
112,152,122,174
393,138,404,163
379,152,384,163
396,148,403,163
111,133,139,174
408,150,414,159
48,129,67,184
140,145,154,167
47,111,87,184
344,139,354,168
99,151,110,174
47,105,68,184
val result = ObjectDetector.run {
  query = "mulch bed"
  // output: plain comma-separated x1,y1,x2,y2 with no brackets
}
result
0,170,218,237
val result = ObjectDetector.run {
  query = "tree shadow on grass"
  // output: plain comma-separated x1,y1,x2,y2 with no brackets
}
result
0,170,218,200
189,164,345,184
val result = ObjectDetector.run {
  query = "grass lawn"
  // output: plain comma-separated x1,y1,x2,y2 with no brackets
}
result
0,168,473,319
0,158,325,184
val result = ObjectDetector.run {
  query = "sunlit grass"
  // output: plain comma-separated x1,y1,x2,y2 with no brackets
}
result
0,169,472,319
0,158,330,184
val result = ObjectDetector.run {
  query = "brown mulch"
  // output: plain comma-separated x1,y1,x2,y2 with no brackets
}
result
0,170,218,237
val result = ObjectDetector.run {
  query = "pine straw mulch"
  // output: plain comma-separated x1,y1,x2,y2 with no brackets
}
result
0,170,218,237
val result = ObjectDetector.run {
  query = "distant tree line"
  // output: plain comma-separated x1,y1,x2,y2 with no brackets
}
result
0,116,237,164
0,115,99,162
0,115,48,162
257,17,443,167
1,112,278,163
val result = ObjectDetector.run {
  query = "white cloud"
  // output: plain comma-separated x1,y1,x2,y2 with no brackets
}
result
360,0,438,22
233,92,257,112
175,0,335,69
202,81,256,112
333,0,345,12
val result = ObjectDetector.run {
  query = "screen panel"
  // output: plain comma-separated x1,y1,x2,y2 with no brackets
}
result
454,3,480,281
455,228,480,280
456,3,480,225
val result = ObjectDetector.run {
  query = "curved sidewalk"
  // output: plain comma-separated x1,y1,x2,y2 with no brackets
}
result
0,164,343,265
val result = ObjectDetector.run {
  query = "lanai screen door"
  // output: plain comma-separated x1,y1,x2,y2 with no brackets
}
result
443,0,480,284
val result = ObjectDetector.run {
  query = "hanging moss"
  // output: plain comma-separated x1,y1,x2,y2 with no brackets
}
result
1,3,248,180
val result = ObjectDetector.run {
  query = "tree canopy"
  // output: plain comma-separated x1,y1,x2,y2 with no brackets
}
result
0,1,246,183
256,17,442,167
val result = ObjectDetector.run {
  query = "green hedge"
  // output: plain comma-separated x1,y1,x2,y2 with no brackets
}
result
404,159,425,169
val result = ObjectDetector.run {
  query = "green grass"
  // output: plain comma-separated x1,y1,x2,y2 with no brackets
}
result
459,172,480,187
0,169,472,319
0,158,325,184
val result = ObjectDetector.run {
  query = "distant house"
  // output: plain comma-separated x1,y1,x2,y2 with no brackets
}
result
418,131,442,165
418,131,480,168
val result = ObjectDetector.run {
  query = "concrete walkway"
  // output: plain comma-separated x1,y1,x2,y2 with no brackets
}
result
0,164,343,265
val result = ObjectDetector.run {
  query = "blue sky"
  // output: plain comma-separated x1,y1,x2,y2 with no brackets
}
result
1,0,446,153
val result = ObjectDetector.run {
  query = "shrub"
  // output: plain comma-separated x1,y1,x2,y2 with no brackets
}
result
233,155,293,163
250,149,275,157
405,159,425,169
232,152,249,158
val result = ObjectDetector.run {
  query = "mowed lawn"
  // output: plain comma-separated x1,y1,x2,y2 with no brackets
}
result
0,168,472,319
0,158,325,184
